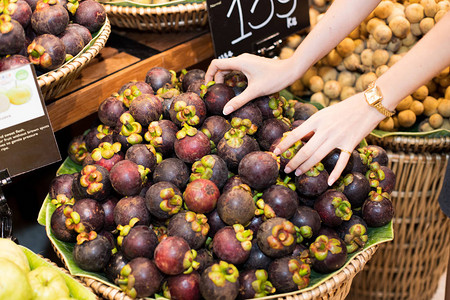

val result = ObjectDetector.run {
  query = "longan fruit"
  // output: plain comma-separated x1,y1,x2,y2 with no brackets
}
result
388,15,411,38
336,37,355,58
309,76,324,93
301,67,318,87
290,79,305,96
376,65,389,77
419,17,435,34
310,92,330,107
360,49,374,67
353,39,365,54
421,0,438,17
323,80,342,99
318,66,338,82
340,86,356,100
410,100,425,115
429,113,444,128
445,86,450,99
372,49,390,67
423,96,439,116
412,85,429,100
418,120,434,132
279,47,295,60
374,1,394,19
405,3,425,23
286,34,302,49
373,24,393,44
326,49,343,67
396,95,413,111
378,117,395,131
398,109,417,127
438,99,450,117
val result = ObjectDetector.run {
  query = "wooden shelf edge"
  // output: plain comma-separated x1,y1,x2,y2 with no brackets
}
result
47,33,214,132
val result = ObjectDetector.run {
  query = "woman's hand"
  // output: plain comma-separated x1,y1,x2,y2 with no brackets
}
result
205,53,297,115
274,93,386,185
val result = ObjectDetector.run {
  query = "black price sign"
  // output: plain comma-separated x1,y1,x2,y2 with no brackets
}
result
206,0,310,58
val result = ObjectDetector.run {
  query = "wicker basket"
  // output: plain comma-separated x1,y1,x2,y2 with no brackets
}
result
366,134,450,153
51,244,378,300
37,17,111,101
102,2,208,31
348,149,450,300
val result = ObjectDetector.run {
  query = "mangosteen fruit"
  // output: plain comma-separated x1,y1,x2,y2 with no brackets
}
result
270,133,303,170
67,198,105,233
31,2,69,36
295,162,329,198
73,232,112,272
212,224,253,265
293,102,318,120
101,195,118,232
169,92,207,127
362,187,394,227
90,142,124,172
314,189,352,227
153,157,190,190
360,145,389,166
145,67,176,92
256,118,290,151
0,20,26,56
129,93,163,128
181,68,205,92
8,0,32,29
190,154,229,190
116,257,163,298
238,269,275,299
258,184,298,219
144,120,178,157
113,112,144,150
73,0,106,33
206,209,226,238
334,172,371,209
337,215,368,254
290,205,322,242
200,115,231,147
366,162,396,194
50,204,77,242
222,175,245,194
196,248,215,274
117,220,158,260
257,217,297,258
114,195,150,227
238,151,279,191
98,96,126,127
242,240,273,271
199,261,240,300
125,144,157,172
67,135,89,165
217,184,255,226
224,70,247,95
164,271,201,300
268,256,311,293
253,94,284,119
203,83,235,116
66,23,92,46
183,179,220,214
58,28,84,58
230,102,263,128
0,54,29,71
322,148,354,175
105,251,129,283
27,34,66,71
217,128,260,171
118,81,153,108
72,164,111,201
168,211,209,250
174,124,211,164
145,181,182,221
84,124,114,152
49,173,74,199
351,149,369,174
309,235,347,273
110,159,149,196
154,236,199,275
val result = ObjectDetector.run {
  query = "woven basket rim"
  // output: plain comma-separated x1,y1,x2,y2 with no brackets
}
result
52,242,378,300
37,17,111,90
103,1,206,14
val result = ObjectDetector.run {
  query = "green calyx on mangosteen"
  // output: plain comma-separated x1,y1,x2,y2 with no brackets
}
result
309,235,347,274
239,269,276,299
159,187,183,215
233,223,253,251
185,211,210,237
144,121,164,147
338,215,368,254
257,217,297,258
78,164,110,197
268,256,311,293
230,117,257,135
50,194,74,208
116,217,139,247
118,112,143,144
27,34,66,71
362,187,394,227
174,100,200,126
208,261,239,287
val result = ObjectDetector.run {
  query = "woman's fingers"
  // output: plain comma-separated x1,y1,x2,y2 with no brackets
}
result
205,57,244,83
283,132,326,174
273,120,316,156
222,87,259,115
327,149,352,185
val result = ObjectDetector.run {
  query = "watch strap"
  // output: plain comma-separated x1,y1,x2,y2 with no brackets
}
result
364,82,396,118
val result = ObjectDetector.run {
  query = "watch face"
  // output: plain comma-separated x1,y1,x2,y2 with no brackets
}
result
366,87,381,105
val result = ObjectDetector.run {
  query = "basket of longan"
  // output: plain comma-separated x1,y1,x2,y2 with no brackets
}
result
98,0,208,32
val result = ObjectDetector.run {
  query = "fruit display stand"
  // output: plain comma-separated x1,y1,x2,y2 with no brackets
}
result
99,0,208,32
38,18,112,102
347,132,450,300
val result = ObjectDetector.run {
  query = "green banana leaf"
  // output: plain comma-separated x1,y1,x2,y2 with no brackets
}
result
20,246,97,300
38,157,393,299
98,0,203,8
370,128,450,138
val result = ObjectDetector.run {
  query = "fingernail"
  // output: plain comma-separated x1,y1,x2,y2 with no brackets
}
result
273,148,281,156
295,169,303,176
328,176,336,186
223,105,234,115
284,167,292,173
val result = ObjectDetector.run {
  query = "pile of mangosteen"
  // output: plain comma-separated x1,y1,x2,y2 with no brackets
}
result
48,66,396,300
0,0,106,72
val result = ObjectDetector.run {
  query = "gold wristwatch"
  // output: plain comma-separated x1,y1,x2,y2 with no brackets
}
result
363,82,395,117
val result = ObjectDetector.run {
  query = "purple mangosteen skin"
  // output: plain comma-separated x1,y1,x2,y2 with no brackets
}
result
74,0,106,33
0,20,26,56
31,4,69,36
238,151,279,191
204,83,235,116
212,226,250,265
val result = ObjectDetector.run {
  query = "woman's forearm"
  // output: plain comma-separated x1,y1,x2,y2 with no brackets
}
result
288,0,381,80
377,10,450,111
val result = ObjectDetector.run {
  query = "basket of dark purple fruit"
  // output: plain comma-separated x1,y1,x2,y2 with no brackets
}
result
0,0,111,101
38,67,394,300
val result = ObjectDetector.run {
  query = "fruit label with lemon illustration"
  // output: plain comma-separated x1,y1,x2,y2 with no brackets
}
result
0,64,60,177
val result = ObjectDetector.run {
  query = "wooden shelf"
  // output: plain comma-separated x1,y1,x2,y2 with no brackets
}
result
47,30,214,132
